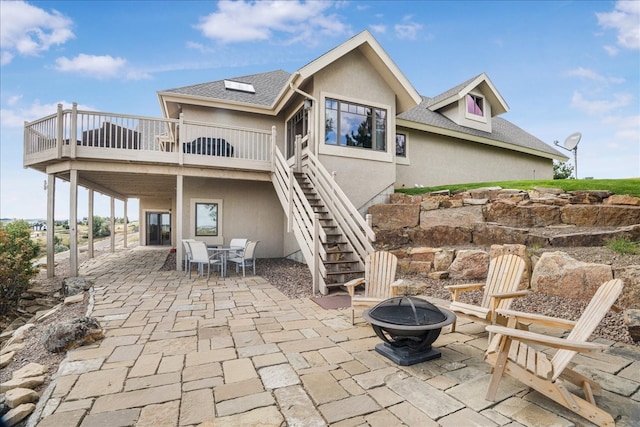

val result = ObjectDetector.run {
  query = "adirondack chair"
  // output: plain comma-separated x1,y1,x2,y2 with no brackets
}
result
445,253,527,333
484,279,624,427
344,251,403,324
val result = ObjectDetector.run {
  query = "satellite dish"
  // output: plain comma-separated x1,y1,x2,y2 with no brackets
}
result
564,132,581,151
553,132,582,179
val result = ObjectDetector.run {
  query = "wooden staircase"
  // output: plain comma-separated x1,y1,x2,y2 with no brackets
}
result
294,172,364,292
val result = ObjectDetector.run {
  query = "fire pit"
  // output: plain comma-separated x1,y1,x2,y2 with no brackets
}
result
362,296,456,366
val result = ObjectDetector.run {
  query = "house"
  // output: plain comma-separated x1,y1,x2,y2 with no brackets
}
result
23,31,567,294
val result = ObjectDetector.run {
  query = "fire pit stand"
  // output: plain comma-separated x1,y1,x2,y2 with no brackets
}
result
362,296,456,366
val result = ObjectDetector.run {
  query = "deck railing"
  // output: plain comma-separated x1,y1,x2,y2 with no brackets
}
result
24,103,274,171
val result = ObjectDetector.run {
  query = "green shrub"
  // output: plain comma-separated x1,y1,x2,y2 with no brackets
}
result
0,220,41,315
606,238,640,255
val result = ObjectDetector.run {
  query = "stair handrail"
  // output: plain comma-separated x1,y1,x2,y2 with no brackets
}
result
300,147,375,264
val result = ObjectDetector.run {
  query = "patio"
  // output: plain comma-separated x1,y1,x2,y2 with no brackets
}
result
30,246,640,426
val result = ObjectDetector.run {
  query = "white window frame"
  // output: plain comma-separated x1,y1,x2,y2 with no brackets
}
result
464,91,488,124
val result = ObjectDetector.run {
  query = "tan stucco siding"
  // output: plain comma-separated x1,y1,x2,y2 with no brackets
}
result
180,177,285,258
395,130,553,188
311,48,397,209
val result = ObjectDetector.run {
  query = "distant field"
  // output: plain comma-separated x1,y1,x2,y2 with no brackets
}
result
30,223,138,252
397,178,640,198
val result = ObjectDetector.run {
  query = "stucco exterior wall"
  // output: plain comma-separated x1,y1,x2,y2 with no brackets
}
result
181,105,285,152
312,48,397,209
395,129,553,188
180,177,285,258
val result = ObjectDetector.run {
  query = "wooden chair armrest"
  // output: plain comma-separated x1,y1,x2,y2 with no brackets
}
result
444,283,484,291
445,282,484,302
490,290,529,299
495,308,577,330
344,278,364,297
389,279,404,297
485,325,606,353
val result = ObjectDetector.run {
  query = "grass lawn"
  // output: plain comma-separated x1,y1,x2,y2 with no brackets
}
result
397,178,640,198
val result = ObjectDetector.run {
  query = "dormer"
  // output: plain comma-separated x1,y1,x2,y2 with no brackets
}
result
425,73,508,133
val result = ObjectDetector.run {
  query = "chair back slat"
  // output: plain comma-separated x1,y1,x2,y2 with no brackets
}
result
481,254,526,309
244,241,258,259
364,251,397,299
550,279,623,379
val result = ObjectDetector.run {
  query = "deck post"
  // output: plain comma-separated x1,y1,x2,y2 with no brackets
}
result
295,135,302,173
88,189,94,259
176,175,184,271
70,103,78,159
270,126,277,171
69,169,78,277
313,213,320,295
46,174,55,278
56,104,63,159
178,113,185,166
110,197,115,252
123,200,128,248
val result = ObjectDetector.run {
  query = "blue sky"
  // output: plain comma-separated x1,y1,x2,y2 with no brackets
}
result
1,0,638,220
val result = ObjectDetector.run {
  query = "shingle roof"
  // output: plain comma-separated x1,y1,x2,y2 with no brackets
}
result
398,97,565,157
424,74,481,109
162,70,291,107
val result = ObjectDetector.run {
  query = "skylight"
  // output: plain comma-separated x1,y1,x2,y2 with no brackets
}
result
224,80,255,93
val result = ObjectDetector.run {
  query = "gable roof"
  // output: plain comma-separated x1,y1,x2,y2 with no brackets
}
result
158,30,422,118
426,73,509,116
398,96,567,160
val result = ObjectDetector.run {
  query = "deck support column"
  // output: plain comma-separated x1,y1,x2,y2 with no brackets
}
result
69,169,78,277
88,189,94,259
110,197,115,252
46,174,55,278
176,175,184,271
123,200,128,248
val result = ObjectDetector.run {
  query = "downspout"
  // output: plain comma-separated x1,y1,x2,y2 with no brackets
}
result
288,82,318,156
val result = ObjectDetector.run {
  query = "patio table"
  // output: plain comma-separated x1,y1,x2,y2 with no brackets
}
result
207,246,235,278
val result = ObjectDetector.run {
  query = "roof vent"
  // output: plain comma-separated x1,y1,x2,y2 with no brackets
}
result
224,80,255,93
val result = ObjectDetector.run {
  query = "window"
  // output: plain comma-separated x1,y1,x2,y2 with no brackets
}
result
325,99,386,151
195,203,218,236
466,94,484,116
396,133,406,157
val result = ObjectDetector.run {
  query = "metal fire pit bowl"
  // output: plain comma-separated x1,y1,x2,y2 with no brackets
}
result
362,296,456,366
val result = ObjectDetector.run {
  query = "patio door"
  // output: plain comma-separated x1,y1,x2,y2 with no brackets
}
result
146,212,171,246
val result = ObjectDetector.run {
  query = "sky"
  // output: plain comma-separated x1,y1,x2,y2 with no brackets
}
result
1,0,638,221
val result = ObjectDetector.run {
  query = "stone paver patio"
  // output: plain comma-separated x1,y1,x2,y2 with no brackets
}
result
27,246,640,426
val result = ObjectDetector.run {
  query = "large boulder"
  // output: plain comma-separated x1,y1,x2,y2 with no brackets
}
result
531,252,613,301
472,223,530,246
419,205,484,228
408,226,472,247
369,204,419,230
561,205,640,226
614,265,640,310
62,277,93,296
41,317,104,353
448,250,489,280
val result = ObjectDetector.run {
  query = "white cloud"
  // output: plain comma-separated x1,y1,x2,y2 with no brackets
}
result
565,67,625,84
596,1,640,50
54,54,147,80
394,16,422,40
195,1,349,44
0,1,74,64
0,100,94,128
370,24,386,34
571,91,633,115
603,45,618,56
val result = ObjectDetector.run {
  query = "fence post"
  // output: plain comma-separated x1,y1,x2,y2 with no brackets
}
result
70,102,78,159
57,103,63,159
366,213,373,243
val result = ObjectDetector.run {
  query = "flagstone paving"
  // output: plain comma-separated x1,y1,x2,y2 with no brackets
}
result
25,246,640,426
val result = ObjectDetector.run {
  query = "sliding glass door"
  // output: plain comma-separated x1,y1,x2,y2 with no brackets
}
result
146,212,171,246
